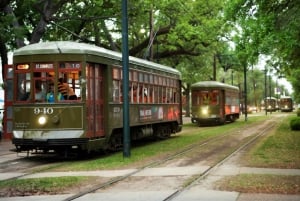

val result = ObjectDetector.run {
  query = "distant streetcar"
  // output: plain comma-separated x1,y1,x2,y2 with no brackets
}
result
279,96,293,112
191,81,240,126
11,41,182,155
264,97,277,112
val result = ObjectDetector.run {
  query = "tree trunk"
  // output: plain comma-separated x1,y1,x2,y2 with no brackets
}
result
0,37,8,80
185,83,191,117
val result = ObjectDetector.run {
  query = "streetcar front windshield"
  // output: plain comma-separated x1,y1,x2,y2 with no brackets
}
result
192,90,219,106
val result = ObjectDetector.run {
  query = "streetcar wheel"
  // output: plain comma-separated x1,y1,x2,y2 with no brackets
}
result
108,133,123,151
156,125,171,139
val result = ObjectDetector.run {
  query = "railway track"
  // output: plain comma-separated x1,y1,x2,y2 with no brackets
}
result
60,116,279,201
163,118,277,201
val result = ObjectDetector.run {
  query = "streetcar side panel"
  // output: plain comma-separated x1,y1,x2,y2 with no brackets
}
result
224,88,240,122
105,65,182,150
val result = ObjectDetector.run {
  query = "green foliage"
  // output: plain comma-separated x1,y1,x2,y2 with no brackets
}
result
224,0,300,102
290,117,300,131
289,68,300,103
1,0,230,82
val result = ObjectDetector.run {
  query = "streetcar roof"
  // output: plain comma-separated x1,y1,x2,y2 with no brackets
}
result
280,96,292,99
13,41,181,77
265,97,277,100
191,81,239,91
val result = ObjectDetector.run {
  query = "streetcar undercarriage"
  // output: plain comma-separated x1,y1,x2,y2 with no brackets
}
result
12,121,181,156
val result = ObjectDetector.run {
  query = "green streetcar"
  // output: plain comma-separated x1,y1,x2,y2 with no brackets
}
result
11,41,182,155
191,81,240,126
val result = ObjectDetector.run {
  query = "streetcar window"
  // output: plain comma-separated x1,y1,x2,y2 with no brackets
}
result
139,72,143,82
58,62,81,100
144,74,149,83
34,80,47,102
131,82,138,103
16,73,31,101
148,85,153,103
211,90,219,105
113,80,120,102
33,72,54,102
143,84,148,103
111,68,179,104
6,68,13,101
153,86,159,103
129,71,132,81
167,87,172,103
133,71,138,81
112,67,121,103
112,68,120,79
201,92,210,105
149,74,153,83
158,76,162,85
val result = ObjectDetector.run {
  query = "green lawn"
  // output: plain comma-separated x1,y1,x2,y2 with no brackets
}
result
243,113,300,168
216,174,300,194
52,116,264,171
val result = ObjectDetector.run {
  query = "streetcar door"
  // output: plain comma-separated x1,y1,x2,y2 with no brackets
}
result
86,63,104,138
3,64,13,139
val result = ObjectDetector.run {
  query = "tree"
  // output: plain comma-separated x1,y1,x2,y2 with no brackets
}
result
0,0,73,78
224,0,300,102
1,0,230,114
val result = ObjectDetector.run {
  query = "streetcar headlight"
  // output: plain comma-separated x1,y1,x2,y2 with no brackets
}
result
38,116,47,125
201,107,208,115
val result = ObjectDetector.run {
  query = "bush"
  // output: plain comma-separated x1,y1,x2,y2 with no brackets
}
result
297,109,300,117
290,117,300,130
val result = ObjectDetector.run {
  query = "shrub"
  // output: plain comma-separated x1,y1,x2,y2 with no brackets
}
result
290,117,300,130
297,109,300,117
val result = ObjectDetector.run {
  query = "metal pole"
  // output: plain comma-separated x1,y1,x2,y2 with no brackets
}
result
121,0,130,157
244,63,247,121
269,74,272,97
213,54,216,81
269,73,272,114
264,68,267,115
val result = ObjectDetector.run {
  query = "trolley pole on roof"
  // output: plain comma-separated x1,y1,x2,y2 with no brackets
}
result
121,0,131,157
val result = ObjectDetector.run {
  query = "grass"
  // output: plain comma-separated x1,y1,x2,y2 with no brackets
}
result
243,113,300,168
0,176,91,197
216,112,300,194
216,174,300,194
52,117,262,171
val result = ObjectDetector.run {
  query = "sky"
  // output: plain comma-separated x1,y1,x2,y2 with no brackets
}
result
254,55,293,95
